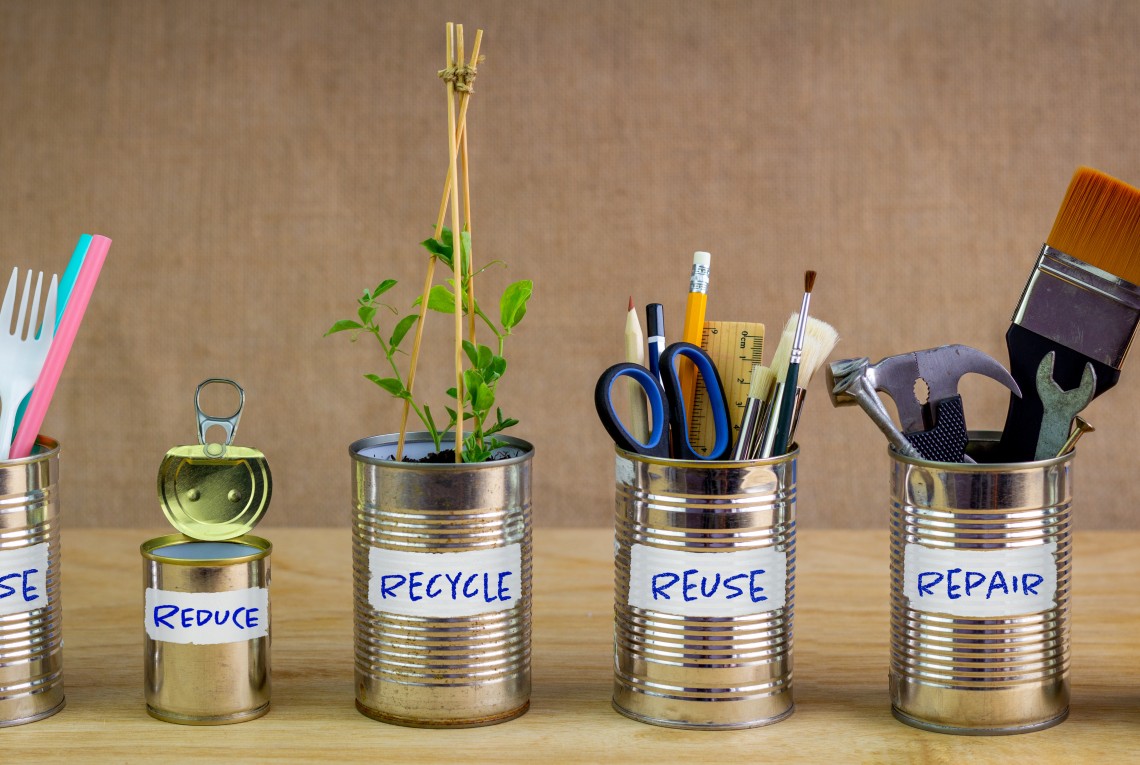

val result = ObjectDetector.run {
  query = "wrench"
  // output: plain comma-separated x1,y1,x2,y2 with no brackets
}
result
827,357,922,459
1034,351,1096,461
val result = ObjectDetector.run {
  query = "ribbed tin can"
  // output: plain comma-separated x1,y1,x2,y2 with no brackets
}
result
0,437,63,727
889,433,1071,735
351,432,533,728
612,447,797,729
142,534,272,725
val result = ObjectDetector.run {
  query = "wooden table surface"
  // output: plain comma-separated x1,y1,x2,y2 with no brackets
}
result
3,529,1138,763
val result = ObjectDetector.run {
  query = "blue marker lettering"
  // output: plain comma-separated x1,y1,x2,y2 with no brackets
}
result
246,608,260,629
497,571,513,602
723,573,746,599
652,572,679,600
483,573,496,603
463,574,479,599
964,571,986,598
749,569,768,602
946,568,962,600
681,569,699,602
1022,573,1043,596
445,572,463,599
0,572,17,599
917,571,943,596
700,573,721,598
426,574,442,599
380,574,406,599
408,571,424,602
234,607,247,629
153,604,178,629
986,571,1008,599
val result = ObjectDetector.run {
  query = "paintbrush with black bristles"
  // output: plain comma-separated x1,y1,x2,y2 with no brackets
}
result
999,167,1140,461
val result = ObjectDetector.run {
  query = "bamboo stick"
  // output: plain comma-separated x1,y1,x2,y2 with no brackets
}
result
396,26,483,459
446,24,466,462
460,32,478,344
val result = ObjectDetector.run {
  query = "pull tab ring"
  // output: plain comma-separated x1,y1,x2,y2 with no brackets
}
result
195,378,245,457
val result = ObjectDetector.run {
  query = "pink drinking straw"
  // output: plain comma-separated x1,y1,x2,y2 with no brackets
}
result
10,235,111,459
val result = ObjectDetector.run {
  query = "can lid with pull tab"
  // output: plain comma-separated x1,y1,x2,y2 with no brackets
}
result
157,379,272,541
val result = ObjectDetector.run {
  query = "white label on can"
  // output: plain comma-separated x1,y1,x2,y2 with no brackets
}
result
903,542,1058,617
367,544,522,618
0,543,49,617
628,544,787,617
145,587,269,644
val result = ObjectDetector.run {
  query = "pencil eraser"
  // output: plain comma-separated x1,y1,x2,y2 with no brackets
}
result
693,251,711,267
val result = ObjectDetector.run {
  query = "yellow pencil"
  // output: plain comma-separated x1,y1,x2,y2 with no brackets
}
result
680,251,711,420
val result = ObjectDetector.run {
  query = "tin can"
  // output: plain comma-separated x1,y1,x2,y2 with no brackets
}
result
0,437,63,727
351,432,533,728
612,447,797,730
142,534,272,725
889,432,1071,734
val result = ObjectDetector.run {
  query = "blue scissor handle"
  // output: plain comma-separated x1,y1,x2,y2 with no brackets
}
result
660,342,732,460
594,363,670,457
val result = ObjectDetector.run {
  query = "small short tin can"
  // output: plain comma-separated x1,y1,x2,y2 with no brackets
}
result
0,437,64,727
142,534,271,724
889,433,1071,735
612,447,797,730
142,379,273,725
351,432,533,728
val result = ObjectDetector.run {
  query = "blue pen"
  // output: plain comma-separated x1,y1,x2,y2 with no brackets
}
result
11,235,92,435
646,303,665,384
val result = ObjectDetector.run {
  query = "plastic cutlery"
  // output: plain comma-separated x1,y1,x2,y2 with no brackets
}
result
0,268,57,459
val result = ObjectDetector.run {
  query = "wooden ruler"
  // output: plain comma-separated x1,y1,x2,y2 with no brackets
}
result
688,321,765,456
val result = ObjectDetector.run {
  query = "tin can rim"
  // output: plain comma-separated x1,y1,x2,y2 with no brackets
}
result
141,532,272,565
349,431,534,470
888,430,1073,471
0,435,60,466
615,443,799,468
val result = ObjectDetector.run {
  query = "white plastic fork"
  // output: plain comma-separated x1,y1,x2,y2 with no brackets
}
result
0,268,57,459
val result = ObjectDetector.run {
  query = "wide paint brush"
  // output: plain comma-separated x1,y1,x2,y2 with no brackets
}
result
999,168,1140,461
770,270,816,456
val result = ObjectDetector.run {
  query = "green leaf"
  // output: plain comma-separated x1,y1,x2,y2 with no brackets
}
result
358,304,377,327
462,340,479,367
425,285,456,314
500,280,533,331
373,279,397,297
389,315,418,349
458,231,472,279
488,355,507,380
364,374,406,397
463,369,483,398
472,381,494,413
423,405,438,436
445,387,459,400
476,344,493,369
325,319,363,336
421,237,449,258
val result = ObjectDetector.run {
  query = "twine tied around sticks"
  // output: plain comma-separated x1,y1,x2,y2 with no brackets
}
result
438,62,479,93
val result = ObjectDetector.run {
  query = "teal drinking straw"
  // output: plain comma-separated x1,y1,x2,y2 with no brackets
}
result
11,234,91,436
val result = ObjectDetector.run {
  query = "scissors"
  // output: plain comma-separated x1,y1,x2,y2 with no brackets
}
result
594,342,732,460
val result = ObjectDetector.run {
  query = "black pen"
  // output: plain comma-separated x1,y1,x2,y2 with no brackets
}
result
646,303,665,384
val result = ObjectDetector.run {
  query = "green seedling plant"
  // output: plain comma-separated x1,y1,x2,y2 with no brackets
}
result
327,228,533,462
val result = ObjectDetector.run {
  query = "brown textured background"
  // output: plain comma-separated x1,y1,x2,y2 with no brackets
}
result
2,0,1139,529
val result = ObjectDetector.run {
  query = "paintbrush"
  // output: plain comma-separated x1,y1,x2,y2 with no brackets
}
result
625,296,649,442
786,317,839,444
731,364,775,460
999,167,1140,461
770,270,816,456
757,315,795,458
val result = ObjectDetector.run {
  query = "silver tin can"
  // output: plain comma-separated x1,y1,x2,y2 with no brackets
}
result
142,534,272,725
612,447,797,729
0,437,63,727
351,432,533,728
889,433,1071,734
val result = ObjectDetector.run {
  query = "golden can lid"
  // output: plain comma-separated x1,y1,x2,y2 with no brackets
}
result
157,379,272,541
